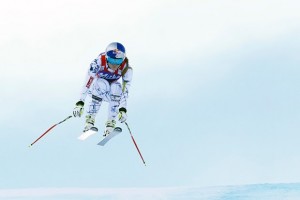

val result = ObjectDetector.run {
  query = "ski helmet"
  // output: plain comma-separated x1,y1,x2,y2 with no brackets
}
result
105,42,126,65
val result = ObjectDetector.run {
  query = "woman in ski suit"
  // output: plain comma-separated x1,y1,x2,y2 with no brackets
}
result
72,42,133,136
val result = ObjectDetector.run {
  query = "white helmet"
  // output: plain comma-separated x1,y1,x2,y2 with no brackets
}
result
105,42,126,65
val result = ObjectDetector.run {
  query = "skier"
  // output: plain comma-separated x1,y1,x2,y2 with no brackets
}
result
72,42,133,136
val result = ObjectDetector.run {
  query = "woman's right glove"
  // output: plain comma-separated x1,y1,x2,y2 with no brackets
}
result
73,101,84,117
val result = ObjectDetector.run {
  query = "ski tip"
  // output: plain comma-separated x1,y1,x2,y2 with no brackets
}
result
28,144,32,148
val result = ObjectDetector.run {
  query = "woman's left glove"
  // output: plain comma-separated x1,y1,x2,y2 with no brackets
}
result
118,107,127,123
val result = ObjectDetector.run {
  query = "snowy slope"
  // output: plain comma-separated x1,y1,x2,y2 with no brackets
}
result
1,183,300,200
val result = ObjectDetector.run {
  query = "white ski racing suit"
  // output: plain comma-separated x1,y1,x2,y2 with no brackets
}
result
78,52,133,121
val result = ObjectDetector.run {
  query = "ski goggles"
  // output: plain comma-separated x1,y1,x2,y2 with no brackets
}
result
107,56,124,65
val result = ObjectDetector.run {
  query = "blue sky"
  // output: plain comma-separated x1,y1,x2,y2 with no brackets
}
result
0,0,300,193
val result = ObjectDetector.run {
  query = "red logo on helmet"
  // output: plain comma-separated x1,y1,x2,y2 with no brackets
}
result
113,49,119,55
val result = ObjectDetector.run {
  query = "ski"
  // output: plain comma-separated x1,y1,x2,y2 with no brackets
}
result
78,127,98,140
97,127,122,146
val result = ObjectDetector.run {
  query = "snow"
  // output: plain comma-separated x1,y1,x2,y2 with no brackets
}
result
1,183,300,200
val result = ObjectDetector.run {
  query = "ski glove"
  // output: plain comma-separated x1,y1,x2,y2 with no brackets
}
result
118,107,127,123
73,101,84,117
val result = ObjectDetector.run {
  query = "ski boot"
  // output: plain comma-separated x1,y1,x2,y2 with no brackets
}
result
83,115,97,132
78,115,98,140
103,120,116,137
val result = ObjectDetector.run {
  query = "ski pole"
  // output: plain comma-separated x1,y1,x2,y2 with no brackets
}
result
29,115,72,147
124,122,146,166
